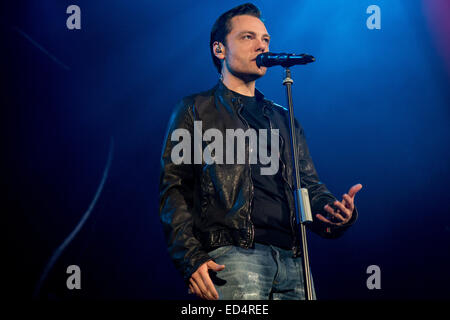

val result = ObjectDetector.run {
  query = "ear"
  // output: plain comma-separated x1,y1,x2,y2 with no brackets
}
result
213,41,225,60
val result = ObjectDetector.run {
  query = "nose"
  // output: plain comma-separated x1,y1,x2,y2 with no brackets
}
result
256,38,268,53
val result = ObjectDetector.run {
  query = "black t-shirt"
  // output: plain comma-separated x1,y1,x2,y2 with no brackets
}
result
234,91,293,249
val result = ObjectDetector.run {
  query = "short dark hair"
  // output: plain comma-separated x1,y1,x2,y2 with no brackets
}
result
210,3,262,74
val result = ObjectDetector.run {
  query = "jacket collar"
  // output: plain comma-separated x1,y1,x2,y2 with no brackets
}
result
216,80,266,107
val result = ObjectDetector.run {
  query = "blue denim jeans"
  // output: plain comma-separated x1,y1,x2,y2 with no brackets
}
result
207,243,316,300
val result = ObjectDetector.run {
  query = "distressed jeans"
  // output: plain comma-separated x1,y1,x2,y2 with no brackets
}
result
207,243,316,300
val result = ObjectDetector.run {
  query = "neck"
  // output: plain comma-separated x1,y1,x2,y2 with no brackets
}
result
221,69,256,97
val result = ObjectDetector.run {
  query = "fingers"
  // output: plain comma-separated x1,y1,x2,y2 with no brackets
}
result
207,260,225,272
191,273,213,300
342,194,355,216
200,268,220,300
190,261,221,300
324,203,346,222
318,185,361,227
348,183,363,198
332,200,352,219
190,275,207,299
315,213,336,225
189,259,226,300
189,279,205,299
192,271,216,300
342,193,354,210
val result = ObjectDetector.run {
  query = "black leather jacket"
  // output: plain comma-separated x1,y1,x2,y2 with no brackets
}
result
159,81,357,282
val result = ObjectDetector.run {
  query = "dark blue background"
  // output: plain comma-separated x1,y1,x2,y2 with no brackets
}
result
3,0,449,299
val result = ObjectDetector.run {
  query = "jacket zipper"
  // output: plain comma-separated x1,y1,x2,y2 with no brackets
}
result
280,134,300,256
236,98,255,248
262,103,299,256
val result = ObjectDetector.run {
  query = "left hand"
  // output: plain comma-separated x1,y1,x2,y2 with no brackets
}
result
315,183,363,226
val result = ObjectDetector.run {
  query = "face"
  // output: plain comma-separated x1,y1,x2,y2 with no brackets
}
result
221,15,270,81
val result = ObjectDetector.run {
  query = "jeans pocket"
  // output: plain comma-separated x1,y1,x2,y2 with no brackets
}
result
207,245,234,260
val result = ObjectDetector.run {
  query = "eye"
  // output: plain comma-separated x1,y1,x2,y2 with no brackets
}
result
263,38,270,43
243,34,253,40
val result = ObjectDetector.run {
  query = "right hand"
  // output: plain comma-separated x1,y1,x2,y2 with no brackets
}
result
188,260,225,300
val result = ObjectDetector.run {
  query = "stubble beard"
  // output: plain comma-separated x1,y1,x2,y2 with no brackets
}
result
227,61,266,83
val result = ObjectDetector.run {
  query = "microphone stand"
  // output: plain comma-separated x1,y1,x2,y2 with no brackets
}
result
282,66,314,300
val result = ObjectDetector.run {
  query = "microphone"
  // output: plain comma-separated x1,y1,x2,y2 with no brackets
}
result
256,52,315,68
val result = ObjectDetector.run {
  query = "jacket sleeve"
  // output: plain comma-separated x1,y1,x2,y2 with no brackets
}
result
294,119,358,239
159,99,212,282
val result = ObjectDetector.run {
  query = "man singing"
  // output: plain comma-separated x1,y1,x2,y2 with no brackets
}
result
159,3,362,300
